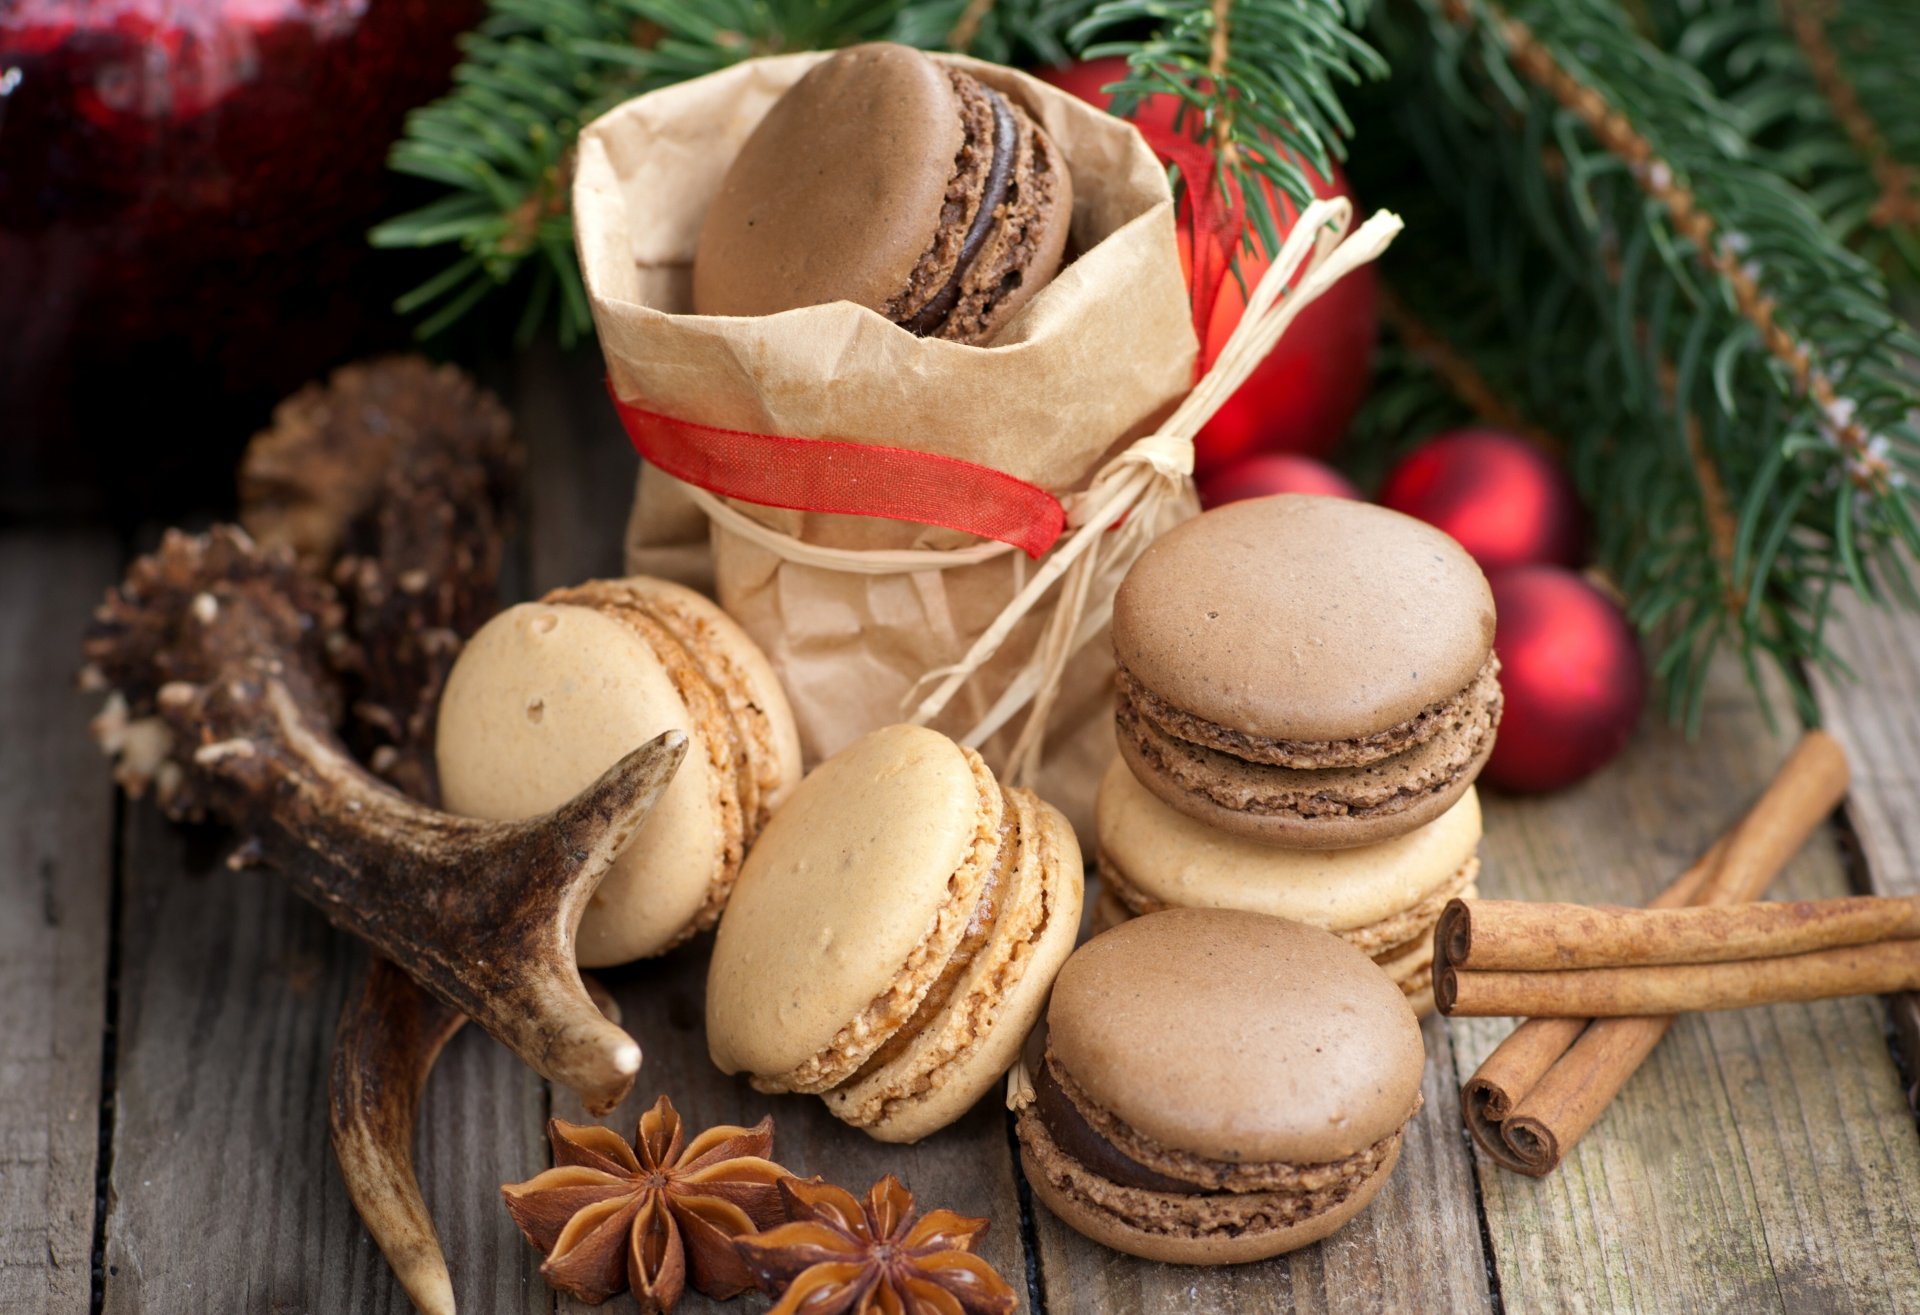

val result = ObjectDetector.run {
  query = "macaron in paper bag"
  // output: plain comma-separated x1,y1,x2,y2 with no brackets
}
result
694,43,1073,345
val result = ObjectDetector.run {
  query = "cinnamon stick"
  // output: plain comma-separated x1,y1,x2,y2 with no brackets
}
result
1439,893,1920,972
1451,836,1728,1167
1459,730,1849,1176
1441,939,1920,1016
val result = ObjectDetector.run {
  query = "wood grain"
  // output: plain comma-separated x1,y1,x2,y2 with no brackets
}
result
516,343,636,595
0,531,120,1315
99,804,549,1315
1456,661,1920,1314
1812,591,1920,1086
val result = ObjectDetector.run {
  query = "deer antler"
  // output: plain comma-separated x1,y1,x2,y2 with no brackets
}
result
82,526,683,1112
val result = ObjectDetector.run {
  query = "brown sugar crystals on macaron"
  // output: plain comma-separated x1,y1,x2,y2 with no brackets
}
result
1015,908,1426,1264
1112,494,1503,850
706,724,1083,1143
692,43,1073,346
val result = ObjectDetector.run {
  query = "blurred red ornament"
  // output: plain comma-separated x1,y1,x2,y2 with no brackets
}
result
1379,429,1586,571
1483,567,1644,793
1035,58,1377,470
1,0,480,511
1198,453,1358,507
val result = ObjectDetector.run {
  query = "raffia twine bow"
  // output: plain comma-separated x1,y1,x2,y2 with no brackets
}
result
678,197,1402,786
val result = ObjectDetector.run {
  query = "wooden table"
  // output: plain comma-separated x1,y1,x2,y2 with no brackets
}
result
7,349,1920,1315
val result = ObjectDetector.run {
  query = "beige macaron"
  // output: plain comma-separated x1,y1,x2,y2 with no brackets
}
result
706,724,1083,1143
1093,756,1481,1016
436,577,802,966
1015,909,1425,1264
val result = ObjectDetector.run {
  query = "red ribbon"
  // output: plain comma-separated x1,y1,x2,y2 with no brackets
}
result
609,383,1067,559
609,124,1236,558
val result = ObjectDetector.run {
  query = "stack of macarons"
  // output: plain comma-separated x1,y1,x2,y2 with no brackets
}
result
705,724,1083,1143
435,576,802,967
1099,494,1502,1014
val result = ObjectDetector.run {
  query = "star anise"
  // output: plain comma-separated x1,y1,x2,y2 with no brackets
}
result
501,1096,790,1311
735,1175,1019,1315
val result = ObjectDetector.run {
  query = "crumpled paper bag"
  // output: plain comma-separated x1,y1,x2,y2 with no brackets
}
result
574,50,1198,839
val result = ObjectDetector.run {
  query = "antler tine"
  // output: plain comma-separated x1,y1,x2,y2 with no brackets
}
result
329,959,465,1315
83,527,685,1111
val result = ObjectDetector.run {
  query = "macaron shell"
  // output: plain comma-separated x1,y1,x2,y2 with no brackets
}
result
1047,909,1424,1164
1097,757,1482,929
705,724,998,1083
435,603,726,966
693,43,964,320
1112,496,1496,743
826,788,1084,1143
594,576,804,825
1117,697,1494,849
1019,1117,1402,1264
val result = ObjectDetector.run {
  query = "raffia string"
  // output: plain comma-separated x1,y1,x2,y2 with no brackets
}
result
680,198,1403,784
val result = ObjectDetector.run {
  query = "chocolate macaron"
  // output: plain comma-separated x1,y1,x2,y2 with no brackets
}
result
436,577,802,966
1112,494,1502,849
1016,908,1425,1264
1093,756,1482,1016
692,42,1073,345
706,724,1083,1143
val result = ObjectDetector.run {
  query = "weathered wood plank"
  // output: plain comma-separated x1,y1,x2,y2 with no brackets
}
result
517,343,635,594
1029,1006,1495,1315
99,806,549,1315
1811,592,1920,1084
0,531,120,1315
1456,660,1920,1315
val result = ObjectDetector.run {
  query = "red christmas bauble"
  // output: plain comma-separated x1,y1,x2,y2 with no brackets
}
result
1483,567,1645,793
1036,58,1378,470
1198,453,1358,507
1,0,480,509
1379,429,1586,571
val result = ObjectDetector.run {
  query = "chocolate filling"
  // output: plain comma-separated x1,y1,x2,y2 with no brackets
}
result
1032,1059,1205,1196
844,793,1016,1083
901,87,1017,338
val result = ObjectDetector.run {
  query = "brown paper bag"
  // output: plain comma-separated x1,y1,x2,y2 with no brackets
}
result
573,50,1399,840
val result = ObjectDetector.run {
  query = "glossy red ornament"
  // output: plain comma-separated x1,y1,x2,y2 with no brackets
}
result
1,0,480,511
1483,567,1645,793
1379,429,1586,571
1197,453,1359,507
1035,58,1378,469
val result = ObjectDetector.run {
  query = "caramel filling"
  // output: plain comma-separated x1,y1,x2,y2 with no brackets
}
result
844,791,1016,1084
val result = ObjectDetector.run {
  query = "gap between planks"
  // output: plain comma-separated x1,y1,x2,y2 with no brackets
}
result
0,530,120,1315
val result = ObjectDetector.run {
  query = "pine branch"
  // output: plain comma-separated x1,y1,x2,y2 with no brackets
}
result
1634,0,1920,282
1071,0,1386,257
1353,0,1920,726
1351,0,1920,729
371,0,903,344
